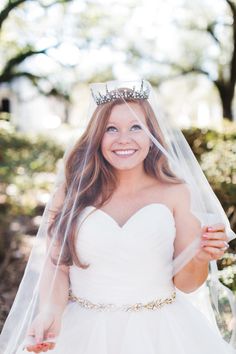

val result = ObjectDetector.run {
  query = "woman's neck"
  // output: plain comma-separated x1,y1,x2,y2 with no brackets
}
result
114,165,153,196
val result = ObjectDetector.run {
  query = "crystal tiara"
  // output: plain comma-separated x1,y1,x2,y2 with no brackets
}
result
91,80,150,105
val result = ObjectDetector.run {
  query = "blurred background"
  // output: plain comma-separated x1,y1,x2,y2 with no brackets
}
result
0,0,235,331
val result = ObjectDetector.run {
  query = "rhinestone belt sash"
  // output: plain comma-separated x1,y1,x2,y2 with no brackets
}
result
69,290,176,312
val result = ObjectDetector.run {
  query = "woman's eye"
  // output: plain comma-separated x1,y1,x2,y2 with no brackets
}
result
106,126,117,132
106,124,142,132
131,124,142,130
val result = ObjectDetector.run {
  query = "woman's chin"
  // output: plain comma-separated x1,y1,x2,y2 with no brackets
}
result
109,161,143,171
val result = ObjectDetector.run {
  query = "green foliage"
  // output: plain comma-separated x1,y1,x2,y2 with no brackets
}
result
0,125,62,183
0,122,63,261
219,253,236,290
182,124,236,209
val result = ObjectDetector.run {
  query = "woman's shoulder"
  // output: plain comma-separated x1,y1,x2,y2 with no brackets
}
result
145,181,190,213
152,180,190,196
165,182,193,217
167,182,190,195
163,182,191,208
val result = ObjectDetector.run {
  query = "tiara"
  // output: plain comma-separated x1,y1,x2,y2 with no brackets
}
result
91,80,150,105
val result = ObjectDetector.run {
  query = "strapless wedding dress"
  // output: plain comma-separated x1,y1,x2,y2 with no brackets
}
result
17,204,236,354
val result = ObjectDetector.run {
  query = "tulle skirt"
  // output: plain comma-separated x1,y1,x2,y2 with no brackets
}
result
16,291,236,354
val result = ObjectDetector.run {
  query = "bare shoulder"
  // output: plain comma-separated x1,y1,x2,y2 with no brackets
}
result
165,182,191,210
167,182,190,197
143,179,191,214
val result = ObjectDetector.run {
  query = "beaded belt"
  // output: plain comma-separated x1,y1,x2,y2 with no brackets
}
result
69,290,176,312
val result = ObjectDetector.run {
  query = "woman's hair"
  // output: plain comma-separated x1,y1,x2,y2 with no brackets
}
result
48,88,183,267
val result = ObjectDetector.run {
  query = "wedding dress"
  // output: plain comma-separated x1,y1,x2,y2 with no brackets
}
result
16,204,236,354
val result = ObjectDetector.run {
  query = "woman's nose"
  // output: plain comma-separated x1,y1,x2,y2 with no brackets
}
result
116,131,132,143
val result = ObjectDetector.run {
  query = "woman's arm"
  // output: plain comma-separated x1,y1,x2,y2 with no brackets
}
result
26,262,69,352
173,254,209,293
171,184,227,293
38,259,69,316
26,183,69,348
40,183,69,312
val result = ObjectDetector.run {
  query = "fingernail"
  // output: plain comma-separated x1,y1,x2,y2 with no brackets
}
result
202,234,208,238
207,227,213,231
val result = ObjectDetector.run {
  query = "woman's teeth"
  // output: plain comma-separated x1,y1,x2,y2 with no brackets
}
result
113,149,136,156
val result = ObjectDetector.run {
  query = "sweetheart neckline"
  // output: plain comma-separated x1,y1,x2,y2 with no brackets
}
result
87,203,175,229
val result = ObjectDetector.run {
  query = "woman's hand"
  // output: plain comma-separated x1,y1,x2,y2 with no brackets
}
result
24,309,62,353
195,223,229,262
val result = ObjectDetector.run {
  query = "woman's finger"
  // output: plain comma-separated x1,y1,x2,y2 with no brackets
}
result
48,342,56,350
202,231,228,241
26,344,41,353
40,343,50,352
35,323,45,344
207,223,225,232
202,246,225,258
27,343,49,353
26,325,35,337
45,332,56,340
201,240,229,250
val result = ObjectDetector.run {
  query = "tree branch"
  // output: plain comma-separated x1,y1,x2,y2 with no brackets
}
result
38,0,73,8
0,70,42,86
158,67,211,86
0,47,53,83
162,62,210,78
206,22,221,45
225,0,236,90
0,0,33,31
4,48,46,71
173,20,221,46
0,0,73,31
225,0,236,15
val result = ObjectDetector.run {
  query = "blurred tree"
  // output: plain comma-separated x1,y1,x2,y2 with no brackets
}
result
143,0,236,121
172,0,236,121
1,0,236,122
0,0,73,102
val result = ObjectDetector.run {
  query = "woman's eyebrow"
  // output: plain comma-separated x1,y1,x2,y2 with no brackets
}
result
130,120,140,123
107,119,139,125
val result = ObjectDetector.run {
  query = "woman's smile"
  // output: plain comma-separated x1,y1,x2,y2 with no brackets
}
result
112,149,138,157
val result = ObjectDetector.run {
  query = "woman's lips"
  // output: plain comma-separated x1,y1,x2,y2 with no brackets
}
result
112,149,137,157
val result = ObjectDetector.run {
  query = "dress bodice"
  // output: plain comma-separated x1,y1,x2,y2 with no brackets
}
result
69,204,176,304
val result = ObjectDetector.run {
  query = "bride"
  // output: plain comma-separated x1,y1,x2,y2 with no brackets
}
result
1,80,235,354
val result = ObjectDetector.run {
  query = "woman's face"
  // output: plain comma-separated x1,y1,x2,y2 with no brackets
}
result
100,102,151,171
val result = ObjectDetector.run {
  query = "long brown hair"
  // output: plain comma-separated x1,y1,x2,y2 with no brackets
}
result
48,90,183,267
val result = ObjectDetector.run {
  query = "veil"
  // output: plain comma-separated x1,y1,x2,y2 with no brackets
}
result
0,79,235,353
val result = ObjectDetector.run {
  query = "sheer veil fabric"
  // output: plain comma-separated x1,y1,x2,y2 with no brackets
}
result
0,79,235,353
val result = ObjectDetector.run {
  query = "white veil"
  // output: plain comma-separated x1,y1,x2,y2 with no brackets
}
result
0,79,235,353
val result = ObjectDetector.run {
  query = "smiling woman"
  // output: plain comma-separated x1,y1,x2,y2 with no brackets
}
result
0,80,235,354
101,103,151,171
